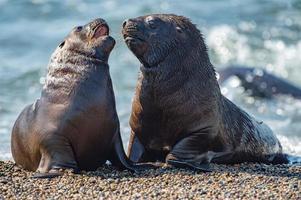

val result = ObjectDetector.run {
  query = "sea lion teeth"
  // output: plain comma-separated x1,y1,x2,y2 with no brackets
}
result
93,25,109,38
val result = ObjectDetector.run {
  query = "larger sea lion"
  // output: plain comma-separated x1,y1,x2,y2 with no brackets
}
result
122,14,290,170
11,18,144,178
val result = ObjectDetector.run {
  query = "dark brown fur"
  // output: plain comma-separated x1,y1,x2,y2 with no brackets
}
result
123,14,287,170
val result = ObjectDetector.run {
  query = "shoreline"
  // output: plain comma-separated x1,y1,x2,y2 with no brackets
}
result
0,161,300,199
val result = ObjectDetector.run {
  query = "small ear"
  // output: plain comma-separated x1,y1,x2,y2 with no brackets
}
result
59,41,65,48
176,26,183,33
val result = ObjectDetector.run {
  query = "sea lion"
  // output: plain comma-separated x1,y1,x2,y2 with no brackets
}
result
11,18,144,178
122,14,289,171
217,65,301,99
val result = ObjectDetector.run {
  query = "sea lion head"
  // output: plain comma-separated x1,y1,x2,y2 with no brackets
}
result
122,14,207,68
57,18,115,62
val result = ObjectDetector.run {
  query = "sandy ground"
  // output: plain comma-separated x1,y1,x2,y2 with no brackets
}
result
0,161,300,199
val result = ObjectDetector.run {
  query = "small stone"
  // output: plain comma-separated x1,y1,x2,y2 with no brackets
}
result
0,161,300,199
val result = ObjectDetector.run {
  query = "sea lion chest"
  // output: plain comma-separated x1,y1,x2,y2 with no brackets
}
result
40,63,117,160
131,77,187,152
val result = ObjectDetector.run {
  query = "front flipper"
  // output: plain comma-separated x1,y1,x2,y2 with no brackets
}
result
127,131,165,163
165,132,219,172
32,169,63,179
33,136,79,179
127,131,145,162
110,130,160,172
167,156,212,172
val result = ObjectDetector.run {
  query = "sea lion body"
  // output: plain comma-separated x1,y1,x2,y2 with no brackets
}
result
123,14,288,170
218,65,301,99
11,18,138,176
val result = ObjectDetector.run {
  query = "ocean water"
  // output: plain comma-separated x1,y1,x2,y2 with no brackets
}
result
0,0,300,160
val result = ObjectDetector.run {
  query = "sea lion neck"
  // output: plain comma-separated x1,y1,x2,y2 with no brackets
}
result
41,49,110,104
51,48,109,70
68,48,109,64
140,44,216,85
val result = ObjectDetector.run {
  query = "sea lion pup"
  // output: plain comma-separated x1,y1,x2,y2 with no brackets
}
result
11,18,146,178
122,14,290,171
217,65,301,99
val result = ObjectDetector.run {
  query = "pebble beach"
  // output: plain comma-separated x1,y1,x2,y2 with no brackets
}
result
0,161,300,199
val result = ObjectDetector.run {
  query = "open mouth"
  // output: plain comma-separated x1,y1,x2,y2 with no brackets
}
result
92,24,109,39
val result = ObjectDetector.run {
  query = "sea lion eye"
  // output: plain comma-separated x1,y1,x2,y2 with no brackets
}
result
176,27,183,34
59,41,65,48
75,26,83,32
146,16,158,29
148,20,157,29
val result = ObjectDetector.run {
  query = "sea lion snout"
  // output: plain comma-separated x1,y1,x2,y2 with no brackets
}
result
87,18,110,39
122,15,181,67
92,25,109,39
96,35,116,55
122,19,144,41
56,18,115,61
122,18,149,62
86,19,115,58
122,19,131,28
122,18,139,30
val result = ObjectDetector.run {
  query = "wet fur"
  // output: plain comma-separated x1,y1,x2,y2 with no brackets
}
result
11,19,143,177
124,14,287,168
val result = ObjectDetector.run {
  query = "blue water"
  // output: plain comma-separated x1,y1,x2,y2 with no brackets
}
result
0,0,301,160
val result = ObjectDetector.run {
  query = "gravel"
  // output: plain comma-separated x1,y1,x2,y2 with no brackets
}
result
0,160,300,199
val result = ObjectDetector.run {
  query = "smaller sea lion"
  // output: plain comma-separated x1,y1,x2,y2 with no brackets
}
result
122,14,292,171
11,18,146,178
217,65,301,99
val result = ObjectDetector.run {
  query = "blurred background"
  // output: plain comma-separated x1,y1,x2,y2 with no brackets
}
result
0,0,300,160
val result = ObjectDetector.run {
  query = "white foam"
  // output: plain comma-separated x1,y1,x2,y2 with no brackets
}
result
263,40,301,85
277,135,301,156
206,24,301,86
207,25,251,64
0,151,12,161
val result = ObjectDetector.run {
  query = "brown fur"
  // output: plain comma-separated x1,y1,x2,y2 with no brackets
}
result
123,14,287,170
